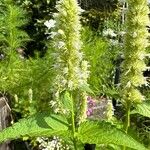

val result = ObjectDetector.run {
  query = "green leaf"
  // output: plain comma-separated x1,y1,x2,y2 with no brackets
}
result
131,101,150,118
0,111,69,143
78,121,148,150
80,84,94,94
61,91,73,112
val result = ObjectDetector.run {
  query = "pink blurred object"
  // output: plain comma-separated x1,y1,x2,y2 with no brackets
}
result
86,96,114,120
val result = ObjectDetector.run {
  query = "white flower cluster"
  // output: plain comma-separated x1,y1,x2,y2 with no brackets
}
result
51,0,89,93
119,31,126,36
109,39,119,46
44,19,56,30
37,137,70,150
49,0,90,123
119,0,126,3
103,28,126,46
103,28,118,46
103,28,117,38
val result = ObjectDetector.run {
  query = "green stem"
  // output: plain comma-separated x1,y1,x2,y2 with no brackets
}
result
123,101,131,150
124,102,131,133
70,93,77,150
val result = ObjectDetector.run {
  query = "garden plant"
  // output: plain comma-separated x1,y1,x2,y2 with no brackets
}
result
0,0,150,150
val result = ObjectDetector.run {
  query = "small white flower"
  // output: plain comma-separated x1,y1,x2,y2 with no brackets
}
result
111,32,117,37
62,109,68,114
0,54,4,59
110,39,119,45
37,137,43,143
63,67,68,74
73,42,81,50
144,80,149,87
61,79,67,85
132,32,137,38
57,41,65,48
138,52,146,60
50,32,57,38
79,8,85,13
58,29,64,35
81,60,89,70
54,108,60,113
68,80,73,89
52,64,60,69
145,53,150,57
53,13,59,17
55,91,59,98
119,31,126,36
119,0,126,3
103,28,117,37
62,10,67,17
49,100,57,107
126,81,131,88
44,19,56,29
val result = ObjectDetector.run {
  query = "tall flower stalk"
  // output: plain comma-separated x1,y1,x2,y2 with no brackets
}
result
49,1,89,149
50,0,89,123
121,0,149,140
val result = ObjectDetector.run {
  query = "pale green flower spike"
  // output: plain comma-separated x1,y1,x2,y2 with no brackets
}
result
51,0,89,122
106,100,114,121
121,0,149,104
79,92,88,123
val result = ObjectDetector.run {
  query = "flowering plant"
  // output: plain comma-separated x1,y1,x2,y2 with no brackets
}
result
0,0,149,150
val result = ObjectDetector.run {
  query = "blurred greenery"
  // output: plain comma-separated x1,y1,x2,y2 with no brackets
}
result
15,0,57,56
82,27,120,97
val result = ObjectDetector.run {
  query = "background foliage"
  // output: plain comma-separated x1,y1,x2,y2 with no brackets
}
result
0,0,150,149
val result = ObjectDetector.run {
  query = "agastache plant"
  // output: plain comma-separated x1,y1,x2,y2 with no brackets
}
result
121,0,149,104
50,0,89,123
0,0,149,150
120,0,150,144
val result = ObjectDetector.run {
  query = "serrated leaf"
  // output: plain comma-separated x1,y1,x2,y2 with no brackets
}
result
78,121,148,150
131,101,150,118
0,111,69,143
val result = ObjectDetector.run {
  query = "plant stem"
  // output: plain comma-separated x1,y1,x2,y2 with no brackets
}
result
123,101,131,150
124,102,131,133
71,110,78,150
70,93,77,150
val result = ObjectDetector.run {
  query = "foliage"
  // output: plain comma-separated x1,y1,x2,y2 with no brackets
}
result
14,0,120,53
12,53,54,116
0,0,29,52
82,27,119,97
80,0,120,31
81,8,120,31
0,112,69,142
0,111,148,150
136,117,150,148
78,121,147,150
0,0,29,93
15,0,57,56
79,0,118,11
0,0,150,149
131,101,150,118
0,0,54,117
